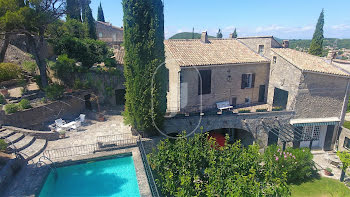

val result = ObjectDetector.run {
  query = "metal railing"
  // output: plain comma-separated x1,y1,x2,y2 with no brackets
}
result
137,136,160,197
44,143,98,160
43,134,139,160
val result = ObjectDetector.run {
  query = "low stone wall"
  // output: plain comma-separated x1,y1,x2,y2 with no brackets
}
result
2,126,59,141
338,126,350,151
0,92,87,130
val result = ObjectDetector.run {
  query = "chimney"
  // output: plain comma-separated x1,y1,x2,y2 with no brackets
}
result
229,33,234,39
201,31,209,43
327,50,337,59
282,40,289,48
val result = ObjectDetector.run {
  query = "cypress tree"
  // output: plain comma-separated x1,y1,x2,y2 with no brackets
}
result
192,27,194,39
66,0,81,21
83,3,97,39
233,28,238,38
217,28,223,38
123,0,167,135
97,2,105,22
309,9,324,56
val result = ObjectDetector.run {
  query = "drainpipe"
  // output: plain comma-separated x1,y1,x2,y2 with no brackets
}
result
335,78,350,150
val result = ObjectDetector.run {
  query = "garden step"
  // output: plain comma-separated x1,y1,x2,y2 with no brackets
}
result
0,130,15,139
9,136,35,152
5,133,24,144
0,128,6,132
20,139,47,160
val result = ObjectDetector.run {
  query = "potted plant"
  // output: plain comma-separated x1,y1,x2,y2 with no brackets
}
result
98,113,105,121
59,131,66,139
324,167,333,176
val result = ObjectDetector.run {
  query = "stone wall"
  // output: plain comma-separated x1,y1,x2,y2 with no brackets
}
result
163,111,294,148
96,21,123,46
173,63,270,113
165,52,181,112
237,37,282,59
267,51,302,111
0,93,86,130
76,69,125,106
294,72,349,119
338,126,350,151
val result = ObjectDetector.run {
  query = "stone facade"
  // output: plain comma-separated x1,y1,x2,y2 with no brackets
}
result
237,36,282,58
172,63,270,113
96,21,123,47
338,126,350,151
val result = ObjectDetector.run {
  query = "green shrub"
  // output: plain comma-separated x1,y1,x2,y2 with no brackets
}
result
4,103,19,114
22,61,37,74
238,109,251,113
51,54,76,86
256,108,267,112
0,94,5,105
264,145,316,184
73,79,84,90
148,132,291,196
44,84,64,100
0,139,7,152
18,99,32,110
272,106,283,111
0,63,22,82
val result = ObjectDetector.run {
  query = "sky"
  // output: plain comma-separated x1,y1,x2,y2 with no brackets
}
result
91,0,350,39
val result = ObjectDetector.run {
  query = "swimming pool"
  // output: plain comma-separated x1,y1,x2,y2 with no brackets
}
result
39,155,140,197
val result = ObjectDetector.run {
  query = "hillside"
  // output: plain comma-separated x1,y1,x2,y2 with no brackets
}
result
169,32,216,39
275,38,350,50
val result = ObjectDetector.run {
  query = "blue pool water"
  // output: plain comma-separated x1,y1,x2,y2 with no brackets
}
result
39,156,140,197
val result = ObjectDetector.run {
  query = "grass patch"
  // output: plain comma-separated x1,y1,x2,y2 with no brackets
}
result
344,121,350,130
291,177,350,197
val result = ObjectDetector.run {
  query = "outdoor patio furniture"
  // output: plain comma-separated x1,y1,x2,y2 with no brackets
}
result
216,101,233,112
55,119,66,127
75,114,86,123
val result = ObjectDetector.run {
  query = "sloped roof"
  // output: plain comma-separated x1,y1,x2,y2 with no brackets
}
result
96,21,123,30
272,48,350,77
164,39,268,67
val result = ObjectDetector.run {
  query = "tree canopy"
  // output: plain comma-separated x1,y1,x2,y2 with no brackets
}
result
309,9,324,56
216,28,222,38
232,28,238,38
97,2,105,22
66,0,81,21
122,0,167,134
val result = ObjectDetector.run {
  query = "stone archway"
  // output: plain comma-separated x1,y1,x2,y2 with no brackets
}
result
207,127,255,147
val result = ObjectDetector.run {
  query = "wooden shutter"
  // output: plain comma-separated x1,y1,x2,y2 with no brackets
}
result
251,74,255,88
241,74,246,89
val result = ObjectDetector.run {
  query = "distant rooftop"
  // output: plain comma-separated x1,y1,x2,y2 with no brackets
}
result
96,21,123,30
164,39,268,67
272,48,350,77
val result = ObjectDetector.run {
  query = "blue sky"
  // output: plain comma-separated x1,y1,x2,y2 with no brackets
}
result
91,0,350,39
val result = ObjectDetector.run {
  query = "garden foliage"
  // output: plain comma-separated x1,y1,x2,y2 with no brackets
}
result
0,63,22,82
44,83,64,100
18,99,32,110
4,103,19,114
148,132,309,196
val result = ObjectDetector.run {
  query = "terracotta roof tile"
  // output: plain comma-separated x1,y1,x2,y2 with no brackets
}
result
272,48,350,76
164,39,268,67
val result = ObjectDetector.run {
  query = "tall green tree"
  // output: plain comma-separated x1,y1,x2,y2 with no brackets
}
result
191,27,194,39
232,28,238,38
216,28,222,38
309,9,324,56
123,0,167,135
82,0,96,39
66,0,81,21
97,2,105,22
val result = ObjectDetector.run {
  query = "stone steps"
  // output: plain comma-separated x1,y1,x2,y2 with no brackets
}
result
5,133,24,144
19,139,47,160
0,130,15,139
9,136,35,152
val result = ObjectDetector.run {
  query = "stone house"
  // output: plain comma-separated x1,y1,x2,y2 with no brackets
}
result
96,21,123,47
165,32,271,113
165,32,350,151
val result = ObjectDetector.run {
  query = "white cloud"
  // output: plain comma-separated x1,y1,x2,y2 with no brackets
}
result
331,24,350,30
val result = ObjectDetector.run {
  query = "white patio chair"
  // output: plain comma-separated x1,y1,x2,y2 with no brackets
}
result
55,119,66,127
75,114,86,123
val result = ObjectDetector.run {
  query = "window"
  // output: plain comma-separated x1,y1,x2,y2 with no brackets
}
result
258,45,265,55
344,137,350,149
99,32,103,38
245,97,251,104
302,126,321,141
273,56,277,64
198,70,211,95
241,73,255,89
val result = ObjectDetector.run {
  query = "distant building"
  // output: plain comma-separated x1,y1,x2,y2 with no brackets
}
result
96,21,123,47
